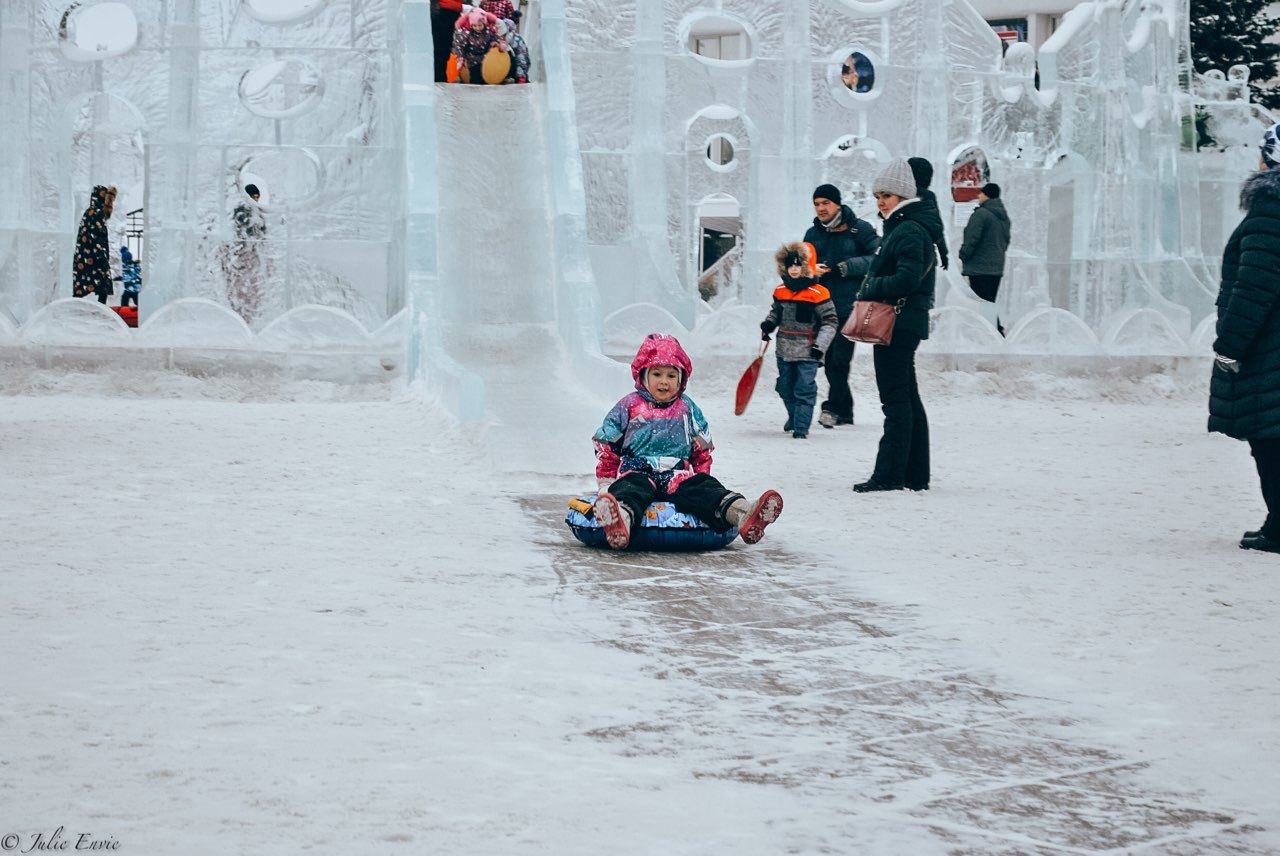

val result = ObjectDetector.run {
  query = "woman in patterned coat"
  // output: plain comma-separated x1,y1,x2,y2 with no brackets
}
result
73,185,116,301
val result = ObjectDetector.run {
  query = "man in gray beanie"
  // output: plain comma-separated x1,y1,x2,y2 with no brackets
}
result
803,183,880,427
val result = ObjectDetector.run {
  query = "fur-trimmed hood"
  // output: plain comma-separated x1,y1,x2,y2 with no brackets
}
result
774,241,818,278
1241,168,1280,211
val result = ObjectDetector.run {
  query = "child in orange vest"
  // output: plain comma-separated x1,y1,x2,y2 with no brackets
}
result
760,242,838,438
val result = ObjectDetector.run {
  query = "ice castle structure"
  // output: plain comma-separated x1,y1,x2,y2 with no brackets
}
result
0,0,1274,412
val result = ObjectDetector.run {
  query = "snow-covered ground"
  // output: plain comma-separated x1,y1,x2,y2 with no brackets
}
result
2,358,1277,854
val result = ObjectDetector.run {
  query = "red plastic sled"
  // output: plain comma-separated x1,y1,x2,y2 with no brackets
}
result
734,339,770,416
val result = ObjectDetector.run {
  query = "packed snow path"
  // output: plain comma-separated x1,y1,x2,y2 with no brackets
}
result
529,498,1263,854
2,370,1278,854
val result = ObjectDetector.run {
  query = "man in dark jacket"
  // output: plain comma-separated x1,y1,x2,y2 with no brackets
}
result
802,183,880,427
907,157,949,272
1209,123,1280,553
959,182,1012,334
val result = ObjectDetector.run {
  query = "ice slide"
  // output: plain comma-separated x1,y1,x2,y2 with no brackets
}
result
405,0,625,476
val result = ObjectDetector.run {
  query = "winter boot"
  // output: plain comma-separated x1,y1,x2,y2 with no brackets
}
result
853,478,904,493
727,490,784,545
593,492,633,550
818,411,837,429
1240,532,1280,553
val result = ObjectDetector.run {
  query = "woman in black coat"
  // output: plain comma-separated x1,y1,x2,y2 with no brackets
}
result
853,158,937,492
1209,123,1280,553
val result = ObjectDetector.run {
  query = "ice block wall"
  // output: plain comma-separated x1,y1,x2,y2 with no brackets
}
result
0,0,405,332
565,0,1258,349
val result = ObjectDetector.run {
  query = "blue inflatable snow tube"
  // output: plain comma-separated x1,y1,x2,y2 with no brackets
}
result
565,495,738,551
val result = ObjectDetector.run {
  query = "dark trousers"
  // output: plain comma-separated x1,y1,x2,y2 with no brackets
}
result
776,356,819,435
968,275,1002,302
1248,438,1280,539
120,291,137,307
432,8,461,82
608,471,744,533
821,328,856,422
969,275,1004,336
95,288,110,305
870,332,930,487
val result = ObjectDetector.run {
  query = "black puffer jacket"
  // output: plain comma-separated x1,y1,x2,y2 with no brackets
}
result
803,204,881,318
1209,168,1280,440
856,200,937,341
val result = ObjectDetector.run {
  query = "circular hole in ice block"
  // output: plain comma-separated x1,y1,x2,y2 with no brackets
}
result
704,133,738,171
679,12,754,66
241,0,327,24
1227,64,1251,83
58,2,138,62
829,48,881,107
825,135,888,163
237,148,323,209
949,144,990,204
239,59,325,119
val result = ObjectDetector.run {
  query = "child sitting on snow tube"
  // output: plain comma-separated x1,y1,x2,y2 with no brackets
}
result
580,333,783,551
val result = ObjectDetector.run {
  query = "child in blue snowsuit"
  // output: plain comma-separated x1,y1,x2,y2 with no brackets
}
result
118,246,141,307
590,333,783,550
760,242,838,438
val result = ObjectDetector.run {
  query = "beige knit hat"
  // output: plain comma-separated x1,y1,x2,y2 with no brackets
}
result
872,158,917,199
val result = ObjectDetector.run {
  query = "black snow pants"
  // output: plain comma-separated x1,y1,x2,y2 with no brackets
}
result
607,471,745,533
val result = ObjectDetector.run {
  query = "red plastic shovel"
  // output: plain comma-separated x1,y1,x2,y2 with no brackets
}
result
734,338,770,416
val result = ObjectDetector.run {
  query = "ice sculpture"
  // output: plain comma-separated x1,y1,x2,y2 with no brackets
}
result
567,0,1268,354
0,0,1272,428
0,0,403,332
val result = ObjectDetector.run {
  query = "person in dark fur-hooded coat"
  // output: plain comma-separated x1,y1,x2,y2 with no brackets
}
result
761,242,838,438
1208,124,1280,553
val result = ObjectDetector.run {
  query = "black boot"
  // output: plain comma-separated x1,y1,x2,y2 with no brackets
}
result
1240,532,1280,553
853,478,904,493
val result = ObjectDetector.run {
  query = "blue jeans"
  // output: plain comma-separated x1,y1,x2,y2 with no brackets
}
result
775,356,819,435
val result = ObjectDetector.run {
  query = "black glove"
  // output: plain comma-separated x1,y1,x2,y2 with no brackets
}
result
810,347,824,364
761,320,777,341
1215,354,1240,374
940,256,949,271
